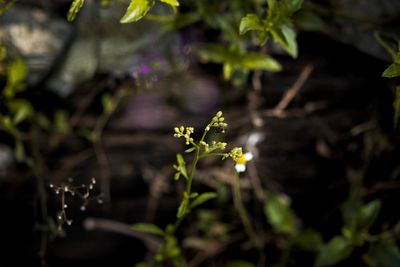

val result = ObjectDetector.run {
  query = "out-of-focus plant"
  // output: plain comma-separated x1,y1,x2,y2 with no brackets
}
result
376,32,400,130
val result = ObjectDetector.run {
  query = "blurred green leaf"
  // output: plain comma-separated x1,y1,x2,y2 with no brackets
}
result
190,192,217,209
264,191,296,234
177,198,188,218
14,139,26,162
131,223,165,236
67,0,85,22
174,172,181,181
364,239,400,267
315,236,354,267
294,10,325,31
342,199,381,244
120,0,155,23
383,62,400,78
226,260,255,267
195,44,281,80
239,14,263,35
101,93,114,115
159,0,179,7
54,110,70,134
280,0,303,16
240,53,282,71
294,229,323,251
4,58,27,99
7,99,34,124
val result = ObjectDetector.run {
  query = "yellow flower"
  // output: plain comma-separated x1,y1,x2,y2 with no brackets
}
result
235,152,253,173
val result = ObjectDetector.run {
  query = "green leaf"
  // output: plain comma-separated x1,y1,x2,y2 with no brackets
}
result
294,229,323,251
7,99,34,124
190,192,217,209
259,31,269,46
223,62,235,80
315,236,354,267
355,200,381,232
185,147,196,153
294,10,325,31
131,223,165,236
3,58,27,99
382,62,400,78
67,0,85,22
364,239,400,267
14,139,26,162
280,0,303,16
271,24,298,58
176,153,187,177
239,14,264,35
240,53,282,72
101,93,114,115
158,0,179,7
174,172,180,181
120,0,155,23
393,86,400,129
194,44,231,64
54,110,70,134
264,191,296,234
177,198,188,218
341,199,381,245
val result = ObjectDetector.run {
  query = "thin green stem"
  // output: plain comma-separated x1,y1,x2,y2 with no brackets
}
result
233,171,265,259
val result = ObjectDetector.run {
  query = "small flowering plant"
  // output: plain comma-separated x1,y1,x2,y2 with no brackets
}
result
172,111,244,218
130,111,263,266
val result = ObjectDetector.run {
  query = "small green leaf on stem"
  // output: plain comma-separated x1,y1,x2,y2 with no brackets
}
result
120,0,155,23
239,14,263,35
131,223,165,236
177,198,188,218
185,147,196,153
315,236,354,267
158,0,179,7
190,192,217,209
67,0,85,22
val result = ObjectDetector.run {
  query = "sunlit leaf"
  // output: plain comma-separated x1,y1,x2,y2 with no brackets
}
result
131,223,165,236
67,0,85,22
159,0,179,7
315,236,354,267
120,0,155,23
239,14,263,35
3,58,27,99
271,24,298,58
240,53,282,71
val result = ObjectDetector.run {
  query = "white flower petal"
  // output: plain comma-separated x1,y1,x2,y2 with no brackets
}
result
235,164,246,173
244,152,253,161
